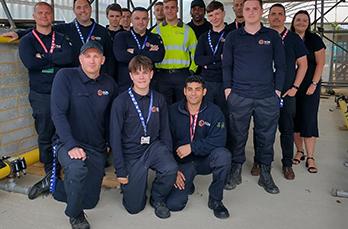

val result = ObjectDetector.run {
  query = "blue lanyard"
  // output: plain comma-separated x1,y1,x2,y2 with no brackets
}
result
131,30,148,50
128,88,153,136
74,19,96,44
208,30,225,55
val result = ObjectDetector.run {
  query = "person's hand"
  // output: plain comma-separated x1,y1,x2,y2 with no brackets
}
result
149,44,159,51
275,90,281,98
282,87,297,97
306,84,316,95
127,48,134,54
176,144,191,159
68,147,87,161
174,171,185,190
224,88,231,100
1,31,19,42
117,177,129,185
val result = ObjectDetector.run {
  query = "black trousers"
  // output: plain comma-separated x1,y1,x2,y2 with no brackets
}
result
53,145,106,218
156,69,191,105
227,93,279,166
121,141,178,214
253,96,296,167
29,90,55,173
166,148,231,211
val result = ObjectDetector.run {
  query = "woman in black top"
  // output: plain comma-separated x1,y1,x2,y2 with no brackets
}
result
291,10,326,173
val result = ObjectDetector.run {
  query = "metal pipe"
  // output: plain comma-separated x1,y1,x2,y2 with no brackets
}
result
332,189,348,198
0,0,16,29
0,149,39,180
95,0,99,23
0,179,30,195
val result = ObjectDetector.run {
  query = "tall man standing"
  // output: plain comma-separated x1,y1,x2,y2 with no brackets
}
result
150,1,165,31
18,2,73,199
51,41,118,229
152,0,198,105
114,7,165,92
105,3,124,40
227,0,244,31
187,0,211,39
223,0,286,194
3,0,114,77
250,3,308,180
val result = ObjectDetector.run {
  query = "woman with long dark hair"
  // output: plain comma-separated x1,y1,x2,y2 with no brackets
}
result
290,10,326,173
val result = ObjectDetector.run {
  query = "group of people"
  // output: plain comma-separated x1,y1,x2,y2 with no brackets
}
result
1,0,326,228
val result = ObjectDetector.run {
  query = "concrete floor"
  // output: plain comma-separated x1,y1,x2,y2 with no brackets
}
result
1,96,347,229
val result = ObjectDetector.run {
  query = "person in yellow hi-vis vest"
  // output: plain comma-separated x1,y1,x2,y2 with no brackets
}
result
152,0,198,105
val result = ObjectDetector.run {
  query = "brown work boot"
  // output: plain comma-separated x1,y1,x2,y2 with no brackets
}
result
282,166,295,180
250,162,260,176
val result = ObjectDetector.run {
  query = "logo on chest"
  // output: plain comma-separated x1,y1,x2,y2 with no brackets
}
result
258,39,271,45
97,89,109,96
151,106,159,113
198,120,211,127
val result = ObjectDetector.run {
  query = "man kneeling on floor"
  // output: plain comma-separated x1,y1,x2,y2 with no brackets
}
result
50,41,118,229
165,75,231,219
109,55,178,219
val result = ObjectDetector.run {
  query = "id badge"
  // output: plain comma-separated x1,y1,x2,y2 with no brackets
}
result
42,68,54,74
140,136,150,145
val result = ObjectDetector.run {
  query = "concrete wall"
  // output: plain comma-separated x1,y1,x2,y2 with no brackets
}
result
0,29,37,157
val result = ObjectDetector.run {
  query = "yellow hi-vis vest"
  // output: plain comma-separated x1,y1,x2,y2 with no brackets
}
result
152,20,198,73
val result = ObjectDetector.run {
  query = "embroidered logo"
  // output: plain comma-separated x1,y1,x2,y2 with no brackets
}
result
258,39,271,45
151,106,159,112
199,120,211,127
97,89,109,96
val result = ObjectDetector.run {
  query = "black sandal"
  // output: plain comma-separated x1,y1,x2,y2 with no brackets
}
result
293,150,306,165
305,157,318,173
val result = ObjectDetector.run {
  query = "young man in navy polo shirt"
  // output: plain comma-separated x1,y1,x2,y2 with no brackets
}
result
250,3,308,180
195,0,230,114
18,2,73,199
110,55,177,219
114,7,165,92
51,41,118,229
165,76,231,219
223,0,286,194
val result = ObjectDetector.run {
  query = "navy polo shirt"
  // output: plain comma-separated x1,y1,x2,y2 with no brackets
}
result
110,89,172,177
169,100,226,164
226,20,244,31
187,19,211,39
222,25,286,99
113,29,165,90
194,27,231,82
54,19,114,77
281,29,308,92
19,30,73,94
18,19,115,77
51,67,118,153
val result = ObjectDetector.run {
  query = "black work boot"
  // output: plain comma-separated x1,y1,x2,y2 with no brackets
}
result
150,198,170,219
69,212,90,229
28,170,52,200
258,164,280,194
208,197,230,219
224,163,242,190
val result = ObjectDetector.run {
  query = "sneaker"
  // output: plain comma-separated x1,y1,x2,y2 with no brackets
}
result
150,198,170,219
28,171,52,200
69,212,90,229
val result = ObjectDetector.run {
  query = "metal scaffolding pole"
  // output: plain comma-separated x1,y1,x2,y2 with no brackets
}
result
0,0,16,29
